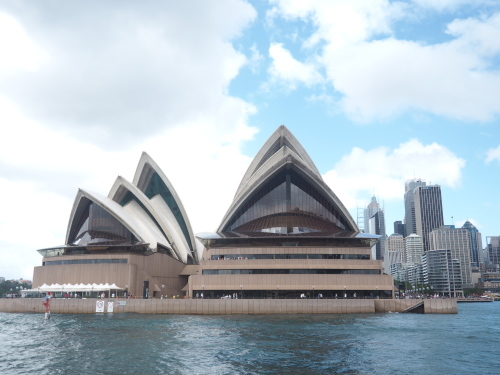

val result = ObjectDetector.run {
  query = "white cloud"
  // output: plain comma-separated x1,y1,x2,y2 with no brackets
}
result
322,139,466,210
325,36,500,122
267,43,322,89
412,0,490,12
0,1,257,147
270,0,402,50
248,44,264,73
267,1,500,122
0,13,48,73
485,145,500,163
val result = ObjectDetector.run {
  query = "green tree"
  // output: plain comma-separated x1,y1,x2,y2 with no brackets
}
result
0,280,32,297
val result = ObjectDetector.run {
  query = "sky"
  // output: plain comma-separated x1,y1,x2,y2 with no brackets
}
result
1,0,500,280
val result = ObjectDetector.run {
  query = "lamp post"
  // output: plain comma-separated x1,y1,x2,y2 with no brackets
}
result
240,285,243,299
161,284,165,299
125,285,128,299
376,285,379,299
202,284,205,299
312,285,315,299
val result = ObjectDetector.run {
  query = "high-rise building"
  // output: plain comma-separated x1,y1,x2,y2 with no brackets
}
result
384,233,404,276
486,236,500,269
414,185,444,252
389,263,405,283
429,227,473,288
383,250,402,275
364,196,379,232
462,221,482,267
387,233,405,251
404,179,426,237
405,263,424,286
405,234,423,264
393,221,405,237
365,196,386,260
423,249,463,297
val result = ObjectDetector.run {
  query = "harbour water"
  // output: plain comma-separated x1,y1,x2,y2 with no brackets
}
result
1,302,499,375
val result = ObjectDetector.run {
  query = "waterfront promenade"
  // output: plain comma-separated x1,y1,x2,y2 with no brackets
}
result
0,297,457,314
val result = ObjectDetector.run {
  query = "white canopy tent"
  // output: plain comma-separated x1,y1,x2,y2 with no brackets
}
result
22,283,124,294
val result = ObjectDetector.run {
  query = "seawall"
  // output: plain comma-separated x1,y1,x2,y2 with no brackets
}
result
0,298,457,314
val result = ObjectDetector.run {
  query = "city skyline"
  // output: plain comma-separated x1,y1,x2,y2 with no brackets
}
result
1,1,500,279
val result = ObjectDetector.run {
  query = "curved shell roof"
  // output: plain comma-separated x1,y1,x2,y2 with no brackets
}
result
65,152,200,263
218,125,359,234
132,152,199,262
235,125,322,197
108,176,187,262
66,189,167,250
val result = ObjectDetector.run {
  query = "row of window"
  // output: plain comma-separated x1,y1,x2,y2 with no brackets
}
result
211,254,370,260
43,259,128,266
202,269,380,275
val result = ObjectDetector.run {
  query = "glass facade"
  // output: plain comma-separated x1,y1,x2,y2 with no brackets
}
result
210,254,369,260
44,258,128,266
144,172,193,252
202,269,380,275
68,202,140,246
193,289,392,299
224,168,351,235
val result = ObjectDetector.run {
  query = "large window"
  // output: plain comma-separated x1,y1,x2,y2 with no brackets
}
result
224,168,350,234
69,202,139,246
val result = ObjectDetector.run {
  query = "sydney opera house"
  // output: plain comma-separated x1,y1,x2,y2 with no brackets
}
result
33,126,394,299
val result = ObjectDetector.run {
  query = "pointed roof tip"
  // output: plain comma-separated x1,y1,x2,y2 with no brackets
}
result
234,124,323,198
277,124,291,135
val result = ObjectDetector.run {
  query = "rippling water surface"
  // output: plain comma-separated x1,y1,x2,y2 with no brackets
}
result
1,302,499,374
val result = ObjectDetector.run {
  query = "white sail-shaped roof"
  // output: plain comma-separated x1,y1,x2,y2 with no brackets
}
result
108,176,185,261
63,152,199,264
235,125,322,198
65,189,168,250
132,152,199,262
217,125,359,234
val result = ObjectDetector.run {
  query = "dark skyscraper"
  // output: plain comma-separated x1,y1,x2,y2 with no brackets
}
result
462,221,482,268
394,220,405,236
414,185,444,252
